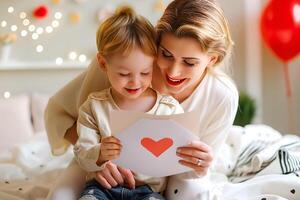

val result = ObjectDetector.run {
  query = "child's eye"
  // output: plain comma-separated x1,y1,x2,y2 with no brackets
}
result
141,72,150,76
162,50,173,58
119,73,129,76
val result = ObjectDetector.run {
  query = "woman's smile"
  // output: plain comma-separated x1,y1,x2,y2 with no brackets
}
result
166,74,187,87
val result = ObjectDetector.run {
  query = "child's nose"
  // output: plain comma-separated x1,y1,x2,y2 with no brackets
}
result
128,76,139,86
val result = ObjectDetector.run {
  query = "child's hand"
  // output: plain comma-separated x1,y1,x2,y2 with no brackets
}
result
98,136,122,164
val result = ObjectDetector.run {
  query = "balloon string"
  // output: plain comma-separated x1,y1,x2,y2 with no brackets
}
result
283,62,294,133
283,62,292,97
287,96,294,133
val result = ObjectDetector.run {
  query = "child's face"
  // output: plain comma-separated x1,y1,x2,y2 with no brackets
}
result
99,47,154,99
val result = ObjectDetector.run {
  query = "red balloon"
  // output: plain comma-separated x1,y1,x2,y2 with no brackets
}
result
260,0,300,62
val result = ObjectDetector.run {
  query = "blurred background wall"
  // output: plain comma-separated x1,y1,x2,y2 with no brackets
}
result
0,0,299,134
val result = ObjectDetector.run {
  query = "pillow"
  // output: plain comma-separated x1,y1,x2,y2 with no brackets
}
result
31,93,49,133
0,95,33,151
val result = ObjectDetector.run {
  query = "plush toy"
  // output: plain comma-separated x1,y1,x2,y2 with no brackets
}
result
165,172,212,200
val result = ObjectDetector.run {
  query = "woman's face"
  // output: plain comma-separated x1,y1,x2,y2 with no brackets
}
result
156,33,217,100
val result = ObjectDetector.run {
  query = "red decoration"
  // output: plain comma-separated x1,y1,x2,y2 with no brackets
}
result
260,0,300,96
141,137,173,157
33,5,48,19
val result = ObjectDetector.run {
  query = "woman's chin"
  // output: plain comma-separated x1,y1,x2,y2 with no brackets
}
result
165,83,186,95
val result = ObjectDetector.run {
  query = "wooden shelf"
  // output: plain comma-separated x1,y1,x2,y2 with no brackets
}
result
0,61,90,71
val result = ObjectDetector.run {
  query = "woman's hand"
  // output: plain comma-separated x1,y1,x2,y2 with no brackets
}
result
94,161,135,189
176,141,213,176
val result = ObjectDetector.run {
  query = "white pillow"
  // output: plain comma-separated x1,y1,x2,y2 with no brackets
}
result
31,93,49,133
0,95,33,151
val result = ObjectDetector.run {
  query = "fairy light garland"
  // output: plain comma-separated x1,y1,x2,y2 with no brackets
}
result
3,91,11,99
1,6,88,65
0,0,167,66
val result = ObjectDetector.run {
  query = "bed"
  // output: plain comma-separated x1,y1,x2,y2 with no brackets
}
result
0,94,299,200
0,94,74,200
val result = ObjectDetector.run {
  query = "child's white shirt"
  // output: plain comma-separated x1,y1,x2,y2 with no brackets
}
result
73,88,184,192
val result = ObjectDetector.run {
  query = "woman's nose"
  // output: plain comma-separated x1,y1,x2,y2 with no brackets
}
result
167,62,181,77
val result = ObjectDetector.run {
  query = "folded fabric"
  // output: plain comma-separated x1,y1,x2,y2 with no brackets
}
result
229,135,300,182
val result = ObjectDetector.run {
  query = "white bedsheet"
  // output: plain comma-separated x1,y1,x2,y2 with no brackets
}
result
0,132,73,200
218,174,300,200
0,126,299,200
212,125,300,200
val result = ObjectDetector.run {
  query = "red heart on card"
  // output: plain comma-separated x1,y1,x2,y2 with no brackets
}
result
141,137,173,157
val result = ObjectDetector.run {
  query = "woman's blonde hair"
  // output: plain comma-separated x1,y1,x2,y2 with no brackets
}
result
96,6,157,57
156,0,233,66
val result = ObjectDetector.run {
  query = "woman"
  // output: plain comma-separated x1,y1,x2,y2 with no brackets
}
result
45,0,238,199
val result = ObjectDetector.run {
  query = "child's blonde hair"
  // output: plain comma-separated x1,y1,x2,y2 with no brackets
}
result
156,0,233,66
96,6,157,57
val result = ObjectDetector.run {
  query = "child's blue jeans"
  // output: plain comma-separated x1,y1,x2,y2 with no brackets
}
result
79,179,165,200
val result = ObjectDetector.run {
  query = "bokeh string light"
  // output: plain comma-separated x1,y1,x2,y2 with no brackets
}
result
0,6,88,65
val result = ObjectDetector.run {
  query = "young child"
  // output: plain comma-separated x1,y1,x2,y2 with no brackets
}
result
73,6,183,200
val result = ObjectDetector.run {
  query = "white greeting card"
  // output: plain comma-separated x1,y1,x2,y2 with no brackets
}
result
110,110,199,177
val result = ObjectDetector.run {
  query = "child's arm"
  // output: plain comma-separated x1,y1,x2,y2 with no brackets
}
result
73,98,121,172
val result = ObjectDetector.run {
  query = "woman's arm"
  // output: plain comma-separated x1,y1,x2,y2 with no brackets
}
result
44,57,109,155
64,123,78,145
177,87,239,176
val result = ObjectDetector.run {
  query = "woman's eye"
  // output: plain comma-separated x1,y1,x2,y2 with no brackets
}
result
141,72,150,76
162,50,173,58
184,61,196,67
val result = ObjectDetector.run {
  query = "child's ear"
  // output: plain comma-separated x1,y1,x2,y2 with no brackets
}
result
97,52,108,72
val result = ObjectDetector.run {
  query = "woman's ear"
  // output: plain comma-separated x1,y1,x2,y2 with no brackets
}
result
97,52,108,72
207,55,218,68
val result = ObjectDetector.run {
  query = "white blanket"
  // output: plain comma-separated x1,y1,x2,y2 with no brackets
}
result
0,132,73,200
0,126,299,200
213,125,300,200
